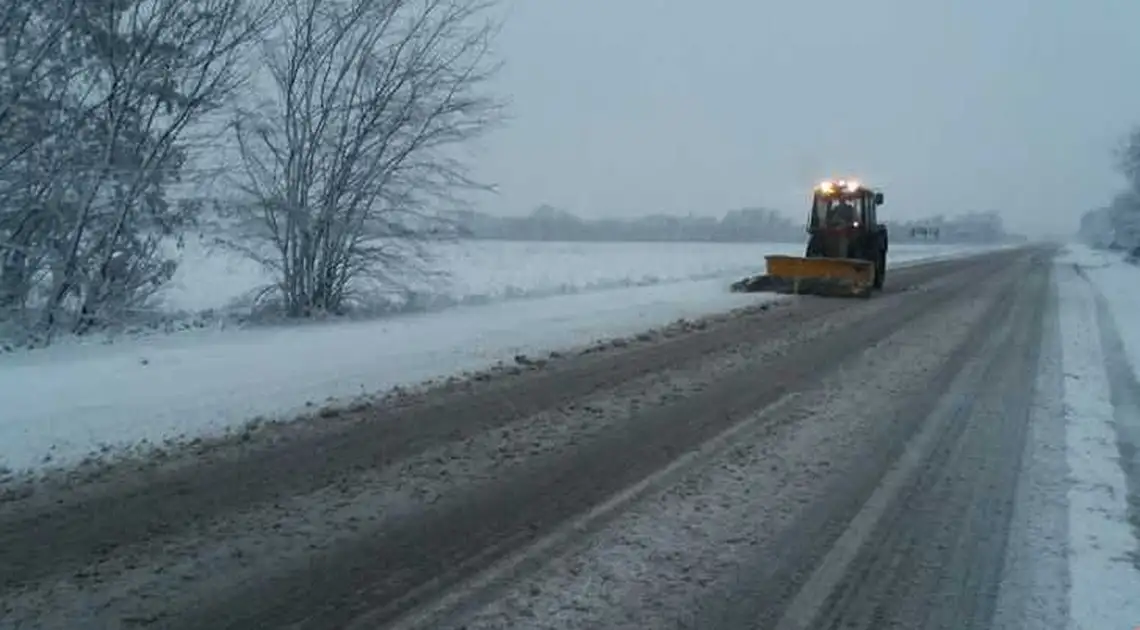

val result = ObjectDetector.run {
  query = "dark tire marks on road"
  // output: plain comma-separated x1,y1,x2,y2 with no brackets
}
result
0,247,1049,630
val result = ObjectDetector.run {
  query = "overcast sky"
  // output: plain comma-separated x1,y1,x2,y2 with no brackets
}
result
467,0,1140,236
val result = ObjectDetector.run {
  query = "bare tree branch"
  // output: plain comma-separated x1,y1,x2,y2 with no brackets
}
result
0,0,279,343
225,0,505,318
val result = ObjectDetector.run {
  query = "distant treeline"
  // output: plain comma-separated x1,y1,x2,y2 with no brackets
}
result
448,206,1018,244
890,211,1019,244
1079,128,1140,256
447,205,804,242
1080,191,1140,255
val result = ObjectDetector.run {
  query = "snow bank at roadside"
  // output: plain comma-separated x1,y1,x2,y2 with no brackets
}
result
1055,243,1140,629
0,278,769,475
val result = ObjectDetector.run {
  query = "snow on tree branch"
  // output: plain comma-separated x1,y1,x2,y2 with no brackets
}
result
221,0,505,318
0,0,276,344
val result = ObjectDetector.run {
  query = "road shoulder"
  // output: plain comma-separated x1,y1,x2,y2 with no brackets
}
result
1055,257,1140,629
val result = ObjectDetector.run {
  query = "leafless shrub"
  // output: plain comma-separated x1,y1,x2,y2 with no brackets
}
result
222,0,505,318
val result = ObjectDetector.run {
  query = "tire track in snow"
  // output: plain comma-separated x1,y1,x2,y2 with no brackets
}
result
0,252,995,592
990,267,1070,630
423,272,1011,630
0,248,1036,629
775,244,1049,630
0,332,821,628
176,257,993,630
366,249,1044,630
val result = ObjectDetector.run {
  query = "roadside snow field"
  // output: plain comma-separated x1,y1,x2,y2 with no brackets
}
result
157,238,994,314
1055,244,1140,629
0,240,1006,475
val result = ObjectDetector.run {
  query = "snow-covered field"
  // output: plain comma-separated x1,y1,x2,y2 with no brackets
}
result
0,240,1006,475
157,237,991,316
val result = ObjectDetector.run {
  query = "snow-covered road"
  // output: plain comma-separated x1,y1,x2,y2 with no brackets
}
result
0,244,1138,630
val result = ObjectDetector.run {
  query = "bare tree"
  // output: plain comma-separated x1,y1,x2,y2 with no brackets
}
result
0,0,83,317
0,0,278,342
225,0,504,318
1080,126,1140,253
0,0,79,171
1120,127,1140,195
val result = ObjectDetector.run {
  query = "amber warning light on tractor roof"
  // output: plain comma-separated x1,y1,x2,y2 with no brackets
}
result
817,179,861,193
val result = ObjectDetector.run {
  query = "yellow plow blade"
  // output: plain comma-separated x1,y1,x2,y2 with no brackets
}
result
731,255,874,297
765,255,872,282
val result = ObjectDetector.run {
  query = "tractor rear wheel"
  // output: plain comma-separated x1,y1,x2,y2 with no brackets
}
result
873,253,886,289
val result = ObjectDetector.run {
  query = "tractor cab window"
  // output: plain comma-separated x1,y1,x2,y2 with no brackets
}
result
813,196,865,227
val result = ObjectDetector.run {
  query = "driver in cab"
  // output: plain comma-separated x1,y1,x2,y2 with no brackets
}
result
826,200,857,227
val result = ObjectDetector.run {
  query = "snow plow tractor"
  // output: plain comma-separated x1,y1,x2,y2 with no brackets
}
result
732,179,888,298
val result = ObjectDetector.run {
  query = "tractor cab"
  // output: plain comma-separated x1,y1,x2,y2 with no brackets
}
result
808,180,884,232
